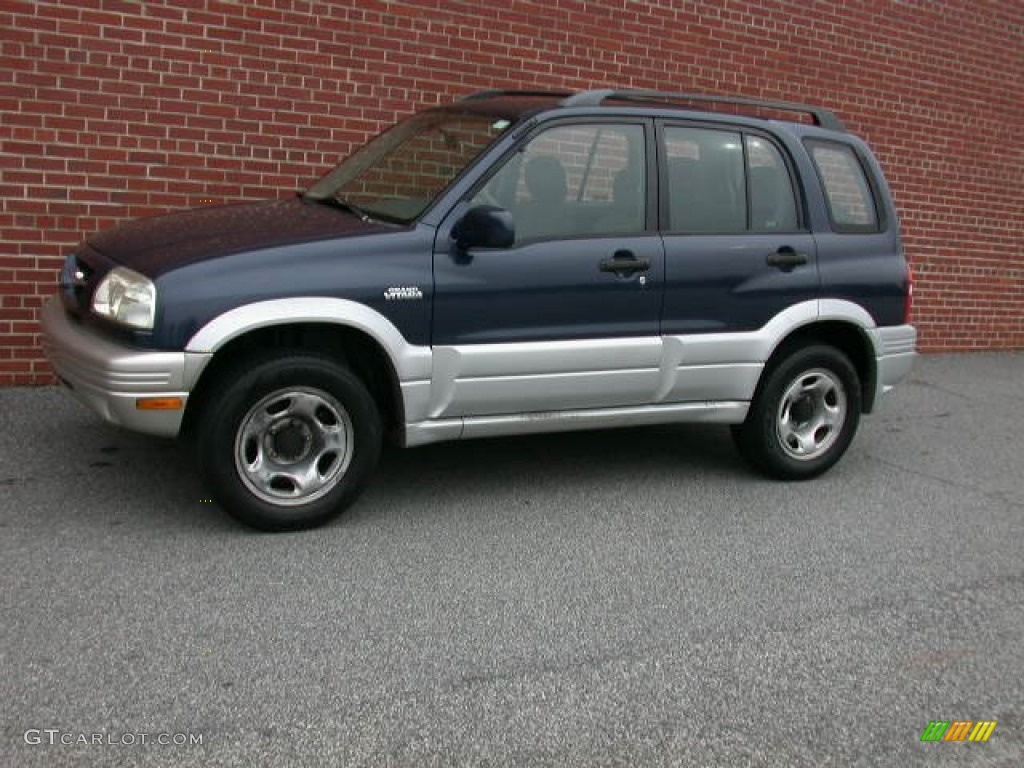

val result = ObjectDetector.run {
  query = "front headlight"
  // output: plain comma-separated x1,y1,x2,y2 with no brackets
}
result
91,267,156,330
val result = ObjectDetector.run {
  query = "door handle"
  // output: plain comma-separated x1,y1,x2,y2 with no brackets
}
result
766,247,808,272
599,250,651,274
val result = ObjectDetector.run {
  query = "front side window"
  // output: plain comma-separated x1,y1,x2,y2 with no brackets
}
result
470,123,647,243
807,140,880,232
305,111,512,223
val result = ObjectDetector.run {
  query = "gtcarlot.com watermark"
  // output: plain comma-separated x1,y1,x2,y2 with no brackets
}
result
24,729,202,747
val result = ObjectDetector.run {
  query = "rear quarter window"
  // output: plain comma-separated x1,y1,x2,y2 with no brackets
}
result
806,140,881,233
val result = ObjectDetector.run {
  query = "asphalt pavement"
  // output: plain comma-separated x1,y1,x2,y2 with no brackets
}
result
1,352,1022,767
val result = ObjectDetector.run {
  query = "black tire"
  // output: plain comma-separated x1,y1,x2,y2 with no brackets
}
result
732,344,861,480
196,354,382,531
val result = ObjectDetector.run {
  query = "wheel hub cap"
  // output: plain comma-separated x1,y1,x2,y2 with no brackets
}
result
269,419,312,463
234,387,354,507
776,368,847,461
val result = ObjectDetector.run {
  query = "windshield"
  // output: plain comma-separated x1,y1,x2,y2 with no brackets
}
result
304,110,514,223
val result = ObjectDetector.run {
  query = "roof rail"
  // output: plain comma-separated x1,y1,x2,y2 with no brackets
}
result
460,89,575,102
561,89,845,131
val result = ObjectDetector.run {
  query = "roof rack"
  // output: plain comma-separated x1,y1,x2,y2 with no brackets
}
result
458,88,845,131
561,89,845,131
460,89,575,102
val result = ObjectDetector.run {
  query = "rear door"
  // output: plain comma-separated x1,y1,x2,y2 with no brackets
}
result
657,123,819,401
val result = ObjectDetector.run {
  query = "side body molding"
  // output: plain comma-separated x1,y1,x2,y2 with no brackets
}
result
186,297,894,449
406,299,886,447
184,298,433,420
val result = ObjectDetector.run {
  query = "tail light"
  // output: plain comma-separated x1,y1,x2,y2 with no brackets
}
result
904,264,915,324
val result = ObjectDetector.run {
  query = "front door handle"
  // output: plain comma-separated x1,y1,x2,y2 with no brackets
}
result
766,246,808,272
599,250,651,275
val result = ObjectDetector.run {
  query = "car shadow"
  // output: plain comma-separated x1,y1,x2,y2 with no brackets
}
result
31,414,746,532
347,423,748,522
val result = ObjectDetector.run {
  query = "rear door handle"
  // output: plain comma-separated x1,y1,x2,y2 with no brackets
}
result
766,246,808,272
599,250,651,274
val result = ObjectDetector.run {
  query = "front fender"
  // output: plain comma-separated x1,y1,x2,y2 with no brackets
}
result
184,298,434,422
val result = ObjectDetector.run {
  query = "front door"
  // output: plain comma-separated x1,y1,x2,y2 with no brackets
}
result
431,120,665,418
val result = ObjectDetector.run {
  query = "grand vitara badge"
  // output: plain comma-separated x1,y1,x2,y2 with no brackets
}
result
383,286,423,301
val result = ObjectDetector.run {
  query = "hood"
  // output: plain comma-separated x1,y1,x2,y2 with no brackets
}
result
86,197,387,277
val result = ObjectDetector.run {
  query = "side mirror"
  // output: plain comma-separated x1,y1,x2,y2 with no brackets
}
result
452,205,515,250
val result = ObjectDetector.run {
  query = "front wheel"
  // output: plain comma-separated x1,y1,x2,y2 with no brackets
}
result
732,345,861,480
197,355,382,531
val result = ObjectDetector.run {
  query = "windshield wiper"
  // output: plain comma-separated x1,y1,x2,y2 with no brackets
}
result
303,192,373,222
332,195,373,222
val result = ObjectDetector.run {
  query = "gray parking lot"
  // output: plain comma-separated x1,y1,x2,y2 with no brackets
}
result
1,352,1022,767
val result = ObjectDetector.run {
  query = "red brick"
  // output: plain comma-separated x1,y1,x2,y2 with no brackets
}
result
0,0,1022,379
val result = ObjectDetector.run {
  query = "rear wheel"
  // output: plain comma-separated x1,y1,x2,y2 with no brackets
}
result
732,345,861,480
197,354,382,531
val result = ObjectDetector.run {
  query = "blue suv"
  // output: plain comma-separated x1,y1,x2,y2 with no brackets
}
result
41,89,917,530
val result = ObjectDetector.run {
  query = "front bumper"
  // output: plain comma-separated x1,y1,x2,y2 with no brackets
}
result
40,298,209,437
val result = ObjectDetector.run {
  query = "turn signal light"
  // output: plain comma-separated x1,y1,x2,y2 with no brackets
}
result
135,397,184,410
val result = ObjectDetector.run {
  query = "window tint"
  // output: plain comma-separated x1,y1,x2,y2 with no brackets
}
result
746,136,798,231
664,127,746,233
307,112,510,222
808,141,880,231
471,123,646,243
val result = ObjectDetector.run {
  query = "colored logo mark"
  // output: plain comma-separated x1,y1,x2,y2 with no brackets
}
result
921,720,996,742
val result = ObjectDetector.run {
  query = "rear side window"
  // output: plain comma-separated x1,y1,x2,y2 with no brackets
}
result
807,140,880,232
747,136,799,232
664,126,746,233
663,127,800,234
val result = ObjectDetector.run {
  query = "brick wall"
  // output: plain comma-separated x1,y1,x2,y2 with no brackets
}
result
2,0,1021,385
